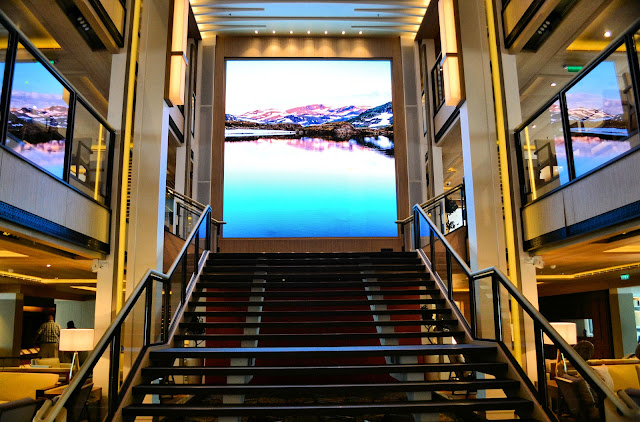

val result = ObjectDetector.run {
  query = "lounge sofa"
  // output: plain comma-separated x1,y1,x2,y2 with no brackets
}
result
0,397,39,422
0,372,59,403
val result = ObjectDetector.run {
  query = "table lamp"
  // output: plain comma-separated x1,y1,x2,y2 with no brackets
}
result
59,329,94,379
544,322,577,377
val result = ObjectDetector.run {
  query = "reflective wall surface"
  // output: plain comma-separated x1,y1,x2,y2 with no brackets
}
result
0,15,114,206
516,22,640,206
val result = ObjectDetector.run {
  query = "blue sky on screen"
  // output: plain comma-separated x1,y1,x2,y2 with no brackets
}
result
13,62,65,96
226,60,392,115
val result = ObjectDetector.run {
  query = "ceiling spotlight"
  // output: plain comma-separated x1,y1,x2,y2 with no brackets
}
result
46,264,51,268
290,30,293,34
307,30,311,34
532,125,537,128
604,30,612,38
342,31,345,35
550,82,557,87
359,31,363,35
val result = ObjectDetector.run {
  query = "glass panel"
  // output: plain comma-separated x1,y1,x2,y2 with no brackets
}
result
6,42,69,178
474,274,495,339
168,253,186,323
69,101,111,203
442,189,464,235
450,257,470,324
120,293,145,392
150,278,165,344
0,22,9,128
566,51,639,177
498,283,528,376
519,100,569,203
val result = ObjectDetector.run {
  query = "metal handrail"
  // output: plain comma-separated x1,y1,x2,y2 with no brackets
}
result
41,206,213,421
412,204,640,420
395,183,465,226
167,187,226,226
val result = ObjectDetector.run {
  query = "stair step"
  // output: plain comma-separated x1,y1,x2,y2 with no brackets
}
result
184,308,452,318
196,280,435,289
150,344,496,360
204,264,425,273
141,362,508,378
191,288,441,298
122,398,533,417
188,298,445,307
133,379,520,395
174,331,465,342
207,257,420,266
208,252,417,259
179,319,459,329
200,272,429,281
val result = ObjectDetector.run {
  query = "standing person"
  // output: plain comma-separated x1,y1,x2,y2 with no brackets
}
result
35,314,61,358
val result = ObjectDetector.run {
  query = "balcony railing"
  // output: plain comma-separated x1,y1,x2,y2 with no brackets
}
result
0,11,115,206
514,18,640,206
431,53,446,115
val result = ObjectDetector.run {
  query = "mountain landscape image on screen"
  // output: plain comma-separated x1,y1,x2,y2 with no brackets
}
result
223,59,397,239
225,101,393,151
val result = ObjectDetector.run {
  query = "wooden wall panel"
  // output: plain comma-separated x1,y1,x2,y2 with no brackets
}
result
522,193,565,241
211,36,409,253
220,237,402,253
563,150,640,227
0,149,110,245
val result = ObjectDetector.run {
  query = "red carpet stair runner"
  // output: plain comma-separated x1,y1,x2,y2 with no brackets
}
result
123,252,539,421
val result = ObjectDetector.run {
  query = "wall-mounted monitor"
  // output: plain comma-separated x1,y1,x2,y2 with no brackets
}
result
223,59,397,238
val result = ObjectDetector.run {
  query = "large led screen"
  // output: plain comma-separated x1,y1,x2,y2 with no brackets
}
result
223,59,397,238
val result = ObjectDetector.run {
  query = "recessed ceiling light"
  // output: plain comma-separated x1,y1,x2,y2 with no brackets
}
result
307,30,311,34
324,31,328,35
46,264,51,267
342,31,345,35
290,30,293,34
359,31,363,35
272,30,276,34
255,30,258,34
532,125,537,128
604,30,612,38
550,82,557,87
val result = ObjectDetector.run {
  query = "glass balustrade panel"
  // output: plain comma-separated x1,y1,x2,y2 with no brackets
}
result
566,45,639,178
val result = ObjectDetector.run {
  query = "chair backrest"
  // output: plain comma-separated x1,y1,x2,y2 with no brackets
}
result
31,357,62,368
65,382,93,422
0,397,37,422
574,340,595,361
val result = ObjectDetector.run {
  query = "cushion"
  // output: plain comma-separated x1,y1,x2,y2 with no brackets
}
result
31,358,61,368
0,373,59,401
592,365,615,390
607,364,640,390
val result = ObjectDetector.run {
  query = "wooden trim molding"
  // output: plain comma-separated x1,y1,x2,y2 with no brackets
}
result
211,36,410,253
0,201,109,254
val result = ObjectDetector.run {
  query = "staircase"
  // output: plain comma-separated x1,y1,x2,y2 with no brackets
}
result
123,251,542,421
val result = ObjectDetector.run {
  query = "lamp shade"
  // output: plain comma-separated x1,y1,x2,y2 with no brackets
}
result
59,329,94,352
543,322,577,345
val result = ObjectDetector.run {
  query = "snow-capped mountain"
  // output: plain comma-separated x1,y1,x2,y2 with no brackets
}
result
227,103,392,128
350,102,393,128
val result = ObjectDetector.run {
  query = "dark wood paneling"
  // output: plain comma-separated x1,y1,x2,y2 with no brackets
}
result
538,290,614,359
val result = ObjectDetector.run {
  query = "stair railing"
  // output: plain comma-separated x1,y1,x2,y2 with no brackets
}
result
166,187,225,250
39,206,213,422
396,182,466,251
412,204,640,421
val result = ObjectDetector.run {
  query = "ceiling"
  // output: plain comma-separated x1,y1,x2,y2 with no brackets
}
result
0,231,96,299
189,0,430,38
535,222,640,296
517,0,640,120
2,0,112,117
